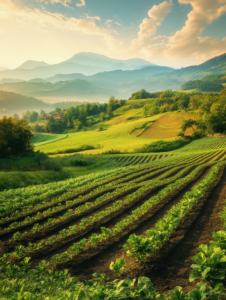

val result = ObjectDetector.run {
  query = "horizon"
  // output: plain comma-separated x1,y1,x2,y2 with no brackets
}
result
1,0,226,69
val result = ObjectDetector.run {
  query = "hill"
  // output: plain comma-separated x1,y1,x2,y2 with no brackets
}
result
0,79,115,102
171,53,226,81
181,73,226,92
0,66,175,101
0,90,50,116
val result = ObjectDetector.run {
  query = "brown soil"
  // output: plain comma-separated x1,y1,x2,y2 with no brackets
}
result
53,166,210,279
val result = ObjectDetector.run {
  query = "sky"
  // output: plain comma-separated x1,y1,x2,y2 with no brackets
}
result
0,0,226,69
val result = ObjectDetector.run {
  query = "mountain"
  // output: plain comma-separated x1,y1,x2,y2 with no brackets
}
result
0,89,51,116
16,60,49,69
0,78,24,84
65,52,154,69
0,66,175,101
28,78,48,83
170,53,226,81
0,79,115,102
0,53,154,81
46,65,174,83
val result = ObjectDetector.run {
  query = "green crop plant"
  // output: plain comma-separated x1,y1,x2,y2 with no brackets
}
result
123,234,154,263
109,258,126,276
189,244,226,285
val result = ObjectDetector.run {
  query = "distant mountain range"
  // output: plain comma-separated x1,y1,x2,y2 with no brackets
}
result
0,52,226,102
0,52,154,80
16,60,50,70
0,66,175,101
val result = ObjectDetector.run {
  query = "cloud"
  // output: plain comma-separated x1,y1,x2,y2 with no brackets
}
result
35,0,72,7
76,0,85,7
140,0,226,66
132,0,172,49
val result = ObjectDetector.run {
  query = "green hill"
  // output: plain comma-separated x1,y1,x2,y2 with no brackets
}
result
171,53,226,81
0,90,50,115
181,73,226,92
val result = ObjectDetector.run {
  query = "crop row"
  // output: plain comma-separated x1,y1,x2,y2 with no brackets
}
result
4,165,192,254
0,166,153,225
0,163,155,217
124,161,225,264
22,162,213,267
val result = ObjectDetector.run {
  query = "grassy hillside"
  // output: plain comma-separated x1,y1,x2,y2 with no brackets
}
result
181,73,226,92
34,109,198,154
0,89,50,116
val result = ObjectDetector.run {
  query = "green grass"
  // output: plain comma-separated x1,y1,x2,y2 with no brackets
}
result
34,115,166,154
0,170,69,191
33,134,68,146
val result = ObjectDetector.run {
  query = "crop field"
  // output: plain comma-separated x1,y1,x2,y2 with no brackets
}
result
140,112,198,139
32,134,68,147
1,140,226,296
34,112,198,154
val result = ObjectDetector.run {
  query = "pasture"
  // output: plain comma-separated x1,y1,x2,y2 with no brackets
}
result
34,111,198,154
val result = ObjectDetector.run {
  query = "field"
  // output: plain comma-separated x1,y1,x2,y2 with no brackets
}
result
1,137,226,298
34,111,198,154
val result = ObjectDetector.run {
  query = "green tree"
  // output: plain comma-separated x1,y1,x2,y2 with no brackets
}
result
55,107,61,114
40,109,46,116
181,119,198,133
0,117,33,158
13,113,19,120
46,116,56,133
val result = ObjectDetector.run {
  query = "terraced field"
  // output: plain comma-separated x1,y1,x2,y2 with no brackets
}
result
1,143,226,295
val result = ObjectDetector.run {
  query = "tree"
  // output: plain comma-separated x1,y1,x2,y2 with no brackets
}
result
40,109,46,116
73,119,82,131
0,117,33,158
46,116,56,133
13,113,19,120
55,107,61,114
181,119,198,133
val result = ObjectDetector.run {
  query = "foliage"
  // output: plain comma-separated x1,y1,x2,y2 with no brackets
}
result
136,139,190,153
181,80,224,92
0,117,34,158
181,119,198,133
109,258,126,276
23,110,39,123
47,144,96,155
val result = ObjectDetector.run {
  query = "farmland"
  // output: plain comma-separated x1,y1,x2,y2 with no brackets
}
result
1,138,226,298
34,111,198,154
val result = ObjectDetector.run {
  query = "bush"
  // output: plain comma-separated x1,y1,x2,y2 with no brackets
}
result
136,139,191,153
177,132,184,137
47,145,96,155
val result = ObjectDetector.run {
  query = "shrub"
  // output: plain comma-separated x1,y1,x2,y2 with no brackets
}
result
136,139,191,153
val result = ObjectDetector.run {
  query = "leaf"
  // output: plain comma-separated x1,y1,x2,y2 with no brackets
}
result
189,270,201,282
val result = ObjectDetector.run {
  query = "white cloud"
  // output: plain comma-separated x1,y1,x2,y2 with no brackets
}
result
76,0,85,7
135,0,226,67
132,0,172,49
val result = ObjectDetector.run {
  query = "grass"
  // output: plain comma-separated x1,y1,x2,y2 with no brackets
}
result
34,111,196,154
32,134,68,146
0,170,69,191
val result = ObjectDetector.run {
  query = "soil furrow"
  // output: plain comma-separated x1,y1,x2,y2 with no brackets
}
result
62,166,210,281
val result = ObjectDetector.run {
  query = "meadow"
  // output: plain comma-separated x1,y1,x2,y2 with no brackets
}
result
1,137,226,298
34,110,198,155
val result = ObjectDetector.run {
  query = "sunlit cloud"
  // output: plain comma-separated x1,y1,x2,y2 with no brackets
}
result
132,0,173,49
136,0,226,67
76,0,85,7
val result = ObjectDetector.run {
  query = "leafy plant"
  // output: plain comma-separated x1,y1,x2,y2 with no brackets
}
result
109,258,126,276
189,244,226,285
123,234,154,263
